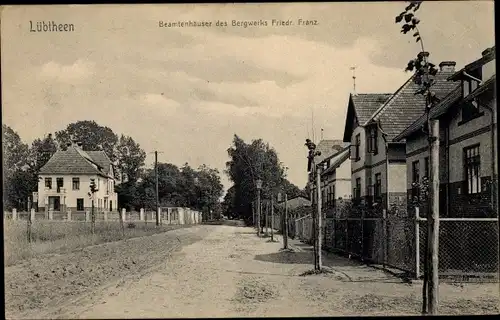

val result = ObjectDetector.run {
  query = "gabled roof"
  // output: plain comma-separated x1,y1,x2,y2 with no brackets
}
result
315,139,344,163
86,151,112,174
449,46,495,81
394,74,496,142
342,93,393,142
369,69,459,141
39,145,113,178
393,86,462,141
321,147,350,176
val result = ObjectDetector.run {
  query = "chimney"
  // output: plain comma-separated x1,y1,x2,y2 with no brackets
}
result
439,61,456,72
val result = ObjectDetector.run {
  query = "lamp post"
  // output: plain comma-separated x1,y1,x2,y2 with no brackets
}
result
256,179,263,236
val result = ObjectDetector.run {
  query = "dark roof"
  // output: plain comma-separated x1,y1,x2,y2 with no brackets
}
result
371,69,459,140
393,86,462,141
86,151,112,174
449,46,495,81
394,74,496,141
39,145,113,178
342,93,393,142
321,147,350,176
315,139,344,163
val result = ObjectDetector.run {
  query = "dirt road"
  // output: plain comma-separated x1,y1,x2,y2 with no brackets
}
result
6,225,499,318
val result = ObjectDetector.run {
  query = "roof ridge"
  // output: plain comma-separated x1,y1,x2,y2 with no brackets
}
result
366,75,415,125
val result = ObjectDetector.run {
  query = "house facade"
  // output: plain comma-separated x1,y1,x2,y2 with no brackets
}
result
395,46,497,218
318,146,351,218
342,64,458,215
37,141,119,213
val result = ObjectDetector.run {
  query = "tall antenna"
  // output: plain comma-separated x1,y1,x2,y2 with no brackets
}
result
350,66,357,95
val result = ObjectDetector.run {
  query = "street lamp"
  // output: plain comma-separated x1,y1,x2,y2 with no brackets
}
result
256,179,263,236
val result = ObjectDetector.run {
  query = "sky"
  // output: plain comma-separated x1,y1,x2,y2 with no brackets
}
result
1,2,495,193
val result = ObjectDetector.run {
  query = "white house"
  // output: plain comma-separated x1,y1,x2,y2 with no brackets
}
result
37,141,118,213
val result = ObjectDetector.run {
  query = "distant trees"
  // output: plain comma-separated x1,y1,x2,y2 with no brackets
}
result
3,121,224,214
224,134,302,221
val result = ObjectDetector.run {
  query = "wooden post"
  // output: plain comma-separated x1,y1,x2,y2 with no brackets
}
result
284,193,289,249
316,164,323,270
415,206,420,279
27,209,34,243
428,119,440,314
271,197,274,241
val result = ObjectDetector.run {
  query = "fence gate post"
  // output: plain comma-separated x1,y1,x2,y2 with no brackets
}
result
415,207,420,279
48,209,54,220
140,208,144,221
12,208,17,221
67,209,72,221
121,208,126,222
103,211,108,221
85,210,90,222
31,208,35,221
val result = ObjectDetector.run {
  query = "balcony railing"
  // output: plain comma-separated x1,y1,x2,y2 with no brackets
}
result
44,187,66,194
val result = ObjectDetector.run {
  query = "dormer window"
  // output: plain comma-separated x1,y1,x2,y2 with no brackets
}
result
461,79,483,124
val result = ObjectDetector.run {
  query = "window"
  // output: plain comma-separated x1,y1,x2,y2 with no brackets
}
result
72,178,80,190
367,126,378,154
56,177,64,192
412,161,420,183
355,134,361,161
412,161,420,200
424,157,430,179
374,173,382,199
464,145,481,194
355,178,361,199
77,198,84,211
45,178,52,189
462,80,481,122
90,178,95,189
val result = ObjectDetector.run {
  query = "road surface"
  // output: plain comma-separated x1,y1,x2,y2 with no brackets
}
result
5,224,499,318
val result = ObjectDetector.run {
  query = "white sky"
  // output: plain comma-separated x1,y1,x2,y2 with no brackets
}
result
1,2,495,193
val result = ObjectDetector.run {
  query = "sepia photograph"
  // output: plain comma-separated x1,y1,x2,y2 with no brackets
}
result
1,1,498,318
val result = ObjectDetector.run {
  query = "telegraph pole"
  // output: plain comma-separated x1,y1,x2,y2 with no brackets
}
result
155,151,160,226
316,163,323,270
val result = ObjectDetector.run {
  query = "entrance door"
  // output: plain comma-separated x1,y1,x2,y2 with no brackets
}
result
49,196,61,211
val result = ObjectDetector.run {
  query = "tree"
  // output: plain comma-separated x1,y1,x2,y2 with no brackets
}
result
395,1,440,315
2,125,31,210
196,164,224,217
225,134,298,223
115,134,146,183
28,134,58,173
55,120,118,163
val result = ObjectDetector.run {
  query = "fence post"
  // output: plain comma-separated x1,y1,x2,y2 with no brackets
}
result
12,208,17,221
85,210,90,222
48,209,54,220
31,208,35,221
121,208,126,222
67,209,72,221
157,208,162,225
415,206,420,279
103,211,108,221
383,208,387,267
140,208,144,221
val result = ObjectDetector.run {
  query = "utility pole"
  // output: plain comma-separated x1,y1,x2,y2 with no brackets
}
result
284,192,288,249
271,197,274,241
428,117,440,314
316,163,323,270
256,179,263,236
152,151,163,227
